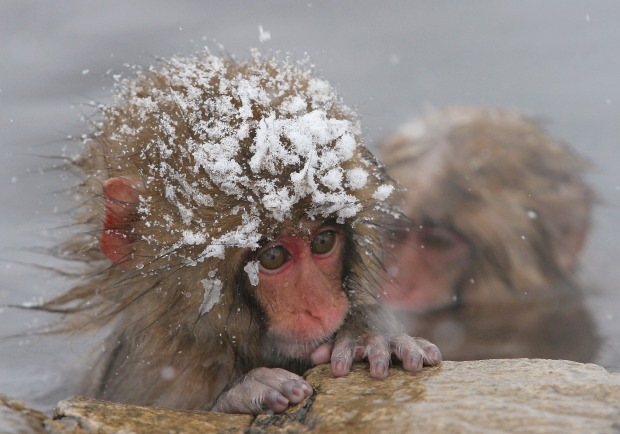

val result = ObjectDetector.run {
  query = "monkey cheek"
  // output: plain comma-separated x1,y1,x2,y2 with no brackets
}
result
384,233,470,312
383,264,458,312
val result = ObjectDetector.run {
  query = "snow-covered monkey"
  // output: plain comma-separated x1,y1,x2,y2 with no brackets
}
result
42,51,441,414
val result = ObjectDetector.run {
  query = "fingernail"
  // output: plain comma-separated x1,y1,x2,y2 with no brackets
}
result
291,385,302,397
410,354,422,370
430,349,442,363
334,360,345,372
374,362,387,377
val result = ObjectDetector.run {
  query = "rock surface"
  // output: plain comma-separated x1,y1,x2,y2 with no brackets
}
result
0,394,49,434
2,359,619,433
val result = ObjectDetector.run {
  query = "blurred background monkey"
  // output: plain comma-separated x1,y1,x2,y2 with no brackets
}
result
380,107,598,362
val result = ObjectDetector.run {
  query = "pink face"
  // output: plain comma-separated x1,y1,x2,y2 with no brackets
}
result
383,225,471,312
253,224,349,359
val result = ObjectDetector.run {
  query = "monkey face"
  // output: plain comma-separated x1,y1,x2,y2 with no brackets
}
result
383,224,471,313
252,222,349,359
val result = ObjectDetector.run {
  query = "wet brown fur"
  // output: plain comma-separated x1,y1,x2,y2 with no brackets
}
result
42,53,400,409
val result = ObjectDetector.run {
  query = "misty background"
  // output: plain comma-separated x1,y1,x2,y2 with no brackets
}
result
1,1,619,411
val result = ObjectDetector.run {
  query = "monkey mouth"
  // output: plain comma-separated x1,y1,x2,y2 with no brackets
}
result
265,329,338,361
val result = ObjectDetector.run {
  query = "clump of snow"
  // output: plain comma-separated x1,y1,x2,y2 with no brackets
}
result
199,273,223,315
244,261,260,286
322,168,343,190
181,229,208,246
372,184,395,201
280,96,307,115
258,25,271,43
346,168,368,190
100,50,396,304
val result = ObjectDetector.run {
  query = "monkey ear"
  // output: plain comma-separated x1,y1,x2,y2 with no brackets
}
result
100,177,145,266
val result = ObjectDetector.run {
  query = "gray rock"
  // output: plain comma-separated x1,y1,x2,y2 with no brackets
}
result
49,397,252,433
301,359,620,433
0,394,48,434
2,359,619,433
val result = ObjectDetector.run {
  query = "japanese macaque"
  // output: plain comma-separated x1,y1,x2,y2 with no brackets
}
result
39,51,441,414
380,107,599,362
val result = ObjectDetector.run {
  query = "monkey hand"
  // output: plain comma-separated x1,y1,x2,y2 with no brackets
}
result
310,305,442,379
210,367,313,415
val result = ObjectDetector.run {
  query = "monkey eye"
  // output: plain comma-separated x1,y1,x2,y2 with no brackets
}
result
419,226,457,250
311,230,336,255
258,245,287,270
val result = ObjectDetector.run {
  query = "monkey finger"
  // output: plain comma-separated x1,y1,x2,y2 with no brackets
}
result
363,335,391,379
258,385,291,414
389,334,424,372
353,345,366,361
214,368,312,414
414,337,442,366
310,343,333,365
254,383,292,414
330,335,355,377
390,335,442,373
249,368,313,404
212,380,287,414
